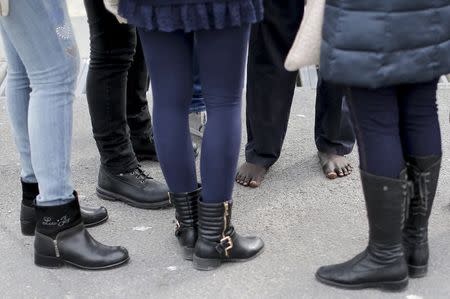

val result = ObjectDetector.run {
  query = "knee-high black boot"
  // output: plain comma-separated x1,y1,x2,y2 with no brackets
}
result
316,170,410,291
403,156,441,278
193,200,264,271
34,194,129,270
169,186,202,260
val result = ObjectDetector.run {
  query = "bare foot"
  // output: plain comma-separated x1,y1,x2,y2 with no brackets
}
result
318,151,353,179
235,162,268,188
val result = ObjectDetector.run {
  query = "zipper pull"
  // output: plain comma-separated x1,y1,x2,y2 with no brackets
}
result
224,202,229,216
53,240,60,258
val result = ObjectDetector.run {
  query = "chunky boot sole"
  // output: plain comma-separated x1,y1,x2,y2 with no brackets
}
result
34,253,130,270
192,249,264,271
21,219,36,236
96,186,171,210
408,264,428,278
315,273,409,291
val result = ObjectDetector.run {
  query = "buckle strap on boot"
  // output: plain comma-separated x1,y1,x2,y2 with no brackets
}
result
401,179,414,229
215,229,235,257
403,156,441,244
220,202,233,257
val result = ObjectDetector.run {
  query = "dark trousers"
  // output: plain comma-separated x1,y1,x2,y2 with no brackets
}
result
138,26,250,202
347,80,441,178
245,0,355,168
315,72,355,156
84,0,150,174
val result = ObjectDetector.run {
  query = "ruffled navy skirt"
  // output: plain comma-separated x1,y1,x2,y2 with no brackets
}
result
119,0,264,32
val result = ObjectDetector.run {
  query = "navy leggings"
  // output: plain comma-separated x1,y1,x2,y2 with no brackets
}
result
138,26,250,202
346,79,442,178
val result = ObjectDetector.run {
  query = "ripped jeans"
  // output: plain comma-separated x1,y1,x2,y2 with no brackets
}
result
0,0,79,205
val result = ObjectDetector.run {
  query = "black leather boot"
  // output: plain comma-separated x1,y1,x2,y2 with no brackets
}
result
169,186,202,260
96,165,170,209
403,156,441,278
193,201,264,271
316,170,410,291
20,181,109,236
34,195,129,270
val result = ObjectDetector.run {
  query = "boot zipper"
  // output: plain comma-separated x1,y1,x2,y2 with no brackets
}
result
222,202,231,257
53,240,60,258
223,202,229,234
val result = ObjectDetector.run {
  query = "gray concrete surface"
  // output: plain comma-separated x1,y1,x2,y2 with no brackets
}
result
1,3,450,298
1,88,450,299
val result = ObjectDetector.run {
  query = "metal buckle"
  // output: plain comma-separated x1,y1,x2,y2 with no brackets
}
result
174,220,181,236
220,235,233,256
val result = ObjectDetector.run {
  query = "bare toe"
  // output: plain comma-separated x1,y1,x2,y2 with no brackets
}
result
235,162,267,188
342,167,349,176
326,171,338,180
249,178,262,188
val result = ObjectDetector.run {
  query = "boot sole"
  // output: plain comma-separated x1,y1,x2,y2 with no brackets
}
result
192,248,264,271
408,264,428,278
315,273,408,291
34,253,130,270
96,186,171,210
21,215,108,237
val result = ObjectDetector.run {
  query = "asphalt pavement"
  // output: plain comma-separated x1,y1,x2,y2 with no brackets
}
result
0,4,450,298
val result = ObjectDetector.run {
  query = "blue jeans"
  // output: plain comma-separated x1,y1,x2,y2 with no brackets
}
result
0,0,79,205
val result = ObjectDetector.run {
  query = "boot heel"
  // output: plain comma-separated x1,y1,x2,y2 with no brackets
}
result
381,277,409,291
182,247,194,261
408,264,428,278
193,255,221,271
34,253,64,268
20,220,36,236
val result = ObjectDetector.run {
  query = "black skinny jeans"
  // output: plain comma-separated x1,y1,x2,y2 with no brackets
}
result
346,79,442,178
84,0,150,174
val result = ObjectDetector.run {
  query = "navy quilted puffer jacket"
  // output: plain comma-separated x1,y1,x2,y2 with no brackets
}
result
320,0,450,88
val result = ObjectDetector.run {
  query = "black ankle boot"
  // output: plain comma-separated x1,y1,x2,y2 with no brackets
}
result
193,201,264,271
96,165,170,209
316,170,410,291
403,156,441,278
20,181,109,236
169,186,202,260
34,195,129,270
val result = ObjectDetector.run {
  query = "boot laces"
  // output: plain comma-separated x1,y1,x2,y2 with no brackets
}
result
130,165,153,183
